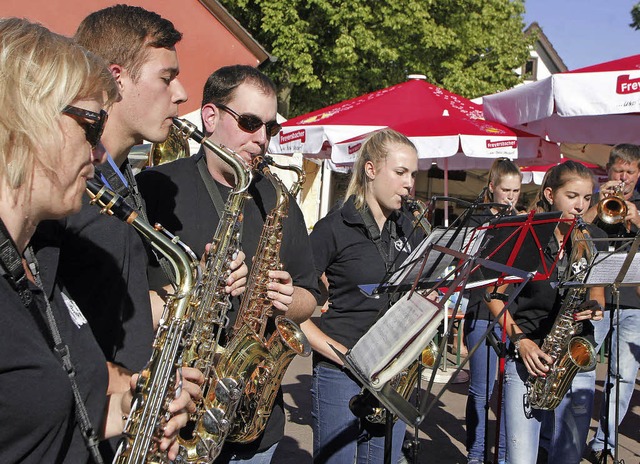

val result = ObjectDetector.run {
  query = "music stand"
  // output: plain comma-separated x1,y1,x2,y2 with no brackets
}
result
337,210,565,464
571,234,640,463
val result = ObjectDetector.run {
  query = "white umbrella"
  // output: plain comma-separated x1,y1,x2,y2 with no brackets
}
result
483,54,640,146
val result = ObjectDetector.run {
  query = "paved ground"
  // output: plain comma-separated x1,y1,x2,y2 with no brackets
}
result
273,313,640,463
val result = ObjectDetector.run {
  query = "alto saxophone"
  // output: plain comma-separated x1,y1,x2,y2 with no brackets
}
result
221,155,311,443
350,196,435,424
170,118,253,462
527,219,598,410
86,179,201,464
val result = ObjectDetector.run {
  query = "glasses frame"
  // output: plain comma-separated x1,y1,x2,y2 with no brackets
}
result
216,103,281,138
62,105,108,148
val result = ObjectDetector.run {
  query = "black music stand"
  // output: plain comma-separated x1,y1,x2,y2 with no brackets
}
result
337,210,565,464
572,233,640,464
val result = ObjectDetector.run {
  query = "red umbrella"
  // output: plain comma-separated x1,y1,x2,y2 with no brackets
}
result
270,77,559,170
483,54,640,146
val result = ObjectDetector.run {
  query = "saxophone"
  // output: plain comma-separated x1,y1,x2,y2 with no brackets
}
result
527,219,598,410
169,118,253,462
220,155,311,443
85,179,201,464
350,196,435,424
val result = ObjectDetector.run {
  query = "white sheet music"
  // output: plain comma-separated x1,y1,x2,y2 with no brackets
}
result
584,251,640,285
387,227,481,287
347,292,443,390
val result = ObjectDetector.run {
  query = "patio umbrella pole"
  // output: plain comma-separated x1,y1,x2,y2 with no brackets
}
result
444,158,449,227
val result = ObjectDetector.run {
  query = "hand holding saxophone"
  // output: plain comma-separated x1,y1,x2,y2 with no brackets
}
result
267,269,295,312
517,338,553,378
572,299,604,322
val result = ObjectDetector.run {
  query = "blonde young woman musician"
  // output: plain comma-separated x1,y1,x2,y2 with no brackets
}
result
487,161,606,463
464,158,522,464
300,129,425,464
0,19,193,462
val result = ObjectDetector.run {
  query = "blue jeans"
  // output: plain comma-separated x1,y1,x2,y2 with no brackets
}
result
312,364,406,464
463,318,506,463
590,309,640,452
504,358,594,464
216,442,278,464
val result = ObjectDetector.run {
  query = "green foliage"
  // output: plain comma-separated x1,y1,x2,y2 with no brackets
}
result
220,0,533,117
631,2,640,30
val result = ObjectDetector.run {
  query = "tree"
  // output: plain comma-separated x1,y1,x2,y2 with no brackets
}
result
221,0,533,117
631,2,640,30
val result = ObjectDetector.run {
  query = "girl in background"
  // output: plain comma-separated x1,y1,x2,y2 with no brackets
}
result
464,158,523,464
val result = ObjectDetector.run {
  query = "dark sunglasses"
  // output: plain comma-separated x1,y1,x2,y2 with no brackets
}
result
62,105,108,148
216,103,281,137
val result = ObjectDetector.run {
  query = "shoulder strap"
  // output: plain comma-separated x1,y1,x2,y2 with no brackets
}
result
196,153,226,217
0,220,103,464
359,207,398,272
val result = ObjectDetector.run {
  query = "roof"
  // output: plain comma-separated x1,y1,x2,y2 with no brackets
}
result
525,22,568,73
199,0,272,65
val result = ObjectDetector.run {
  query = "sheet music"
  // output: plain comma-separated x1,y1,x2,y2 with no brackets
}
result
347,291,443,389
585,251,640,285
387,227,481,287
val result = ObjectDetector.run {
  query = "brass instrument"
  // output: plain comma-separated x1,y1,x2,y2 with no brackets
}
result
262,154,306,197
350,196,434,424
220,155,311,443
527,219,597,410
170,117,253,462
597,181,628,225
149,124,190,166
86,179,201,464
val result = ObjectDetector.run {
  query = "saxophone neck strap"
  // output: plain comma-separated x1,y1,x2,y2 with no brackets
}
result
0,220,103,464
359,206,398,272
196,152,244,239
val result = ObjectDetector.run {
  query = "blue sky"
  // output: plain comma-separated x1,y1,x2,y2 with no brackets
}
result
523,0,639,70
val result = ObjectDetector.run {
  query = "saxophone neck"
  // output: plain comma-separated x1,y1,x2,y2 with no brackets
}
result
261,154,306,197
172,117,253,193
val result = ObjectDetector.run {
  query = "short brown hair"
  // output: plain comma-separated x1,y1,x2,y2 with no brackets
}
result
75,4,182,82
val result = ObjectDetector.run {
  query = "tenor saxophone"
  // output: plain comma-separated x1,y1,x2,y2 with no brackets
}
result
169,118,253,462
219,155,311,443
350,196,435,424
527,219,598,410
86,179,201,464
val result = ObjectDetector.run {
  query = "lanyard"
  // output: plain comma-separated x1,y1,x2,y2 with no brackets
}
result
0,220,103,464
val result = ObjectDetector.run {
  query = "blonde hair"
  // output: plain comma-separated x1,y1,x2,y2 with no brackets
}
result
485,158,522,203
0,18,118,191
345,129,417,209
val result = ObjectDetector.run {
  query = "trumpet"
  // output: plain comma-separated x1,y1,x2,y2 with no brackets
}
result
597,181,628,225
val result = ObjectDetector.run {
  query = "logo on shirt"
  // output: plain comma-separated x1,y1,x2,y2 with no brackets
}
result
62,292,88,328
395,237,411,253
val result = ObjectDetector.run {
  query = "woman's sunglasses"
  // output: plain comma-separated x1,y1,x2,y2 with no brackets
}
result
62,105,108,148
216,103,281,138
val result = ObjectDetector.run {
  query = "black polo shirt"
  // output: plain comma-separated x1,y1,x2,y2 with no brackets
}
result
592,190,640,309
310,196,426,362
136,151,320,453
508,223,607,348
31,161,155,373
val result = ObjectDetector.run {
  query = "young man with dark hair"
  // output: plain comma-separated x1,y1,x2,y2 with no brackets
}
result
137,64,320,463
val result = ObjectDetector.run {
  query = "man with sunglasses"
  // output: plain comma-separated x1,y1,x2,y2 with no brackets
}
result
137,65,320,463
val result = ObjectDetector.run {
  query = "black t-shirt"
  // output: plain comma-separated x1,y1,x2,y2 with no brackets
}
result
31,161,155,373
509,223,608,348
592,190,640,310
136,151,320,452
0,272,108,463
310,196,426,357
